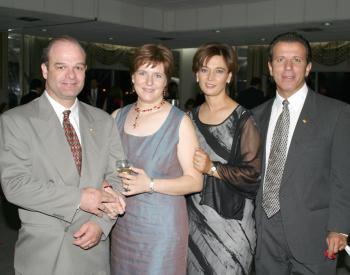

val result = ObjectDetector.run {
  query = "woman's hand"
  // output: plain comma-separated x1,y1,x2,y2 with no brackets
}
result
119,167,151,196
193,147,212,174
101,181,126,219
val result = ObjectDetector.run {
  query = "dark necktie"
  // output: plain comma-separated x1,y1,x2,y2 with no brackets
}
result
63,110,82,175
262,100,290,218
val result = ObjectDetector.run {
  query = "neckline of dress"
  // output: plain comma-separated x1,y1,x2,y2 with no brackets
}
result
123,104,175,138
195,105,241,127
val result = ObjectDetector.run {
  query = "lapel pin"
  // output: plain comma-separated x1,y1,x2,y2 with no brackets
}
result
89,128,95,133
302,118,307,124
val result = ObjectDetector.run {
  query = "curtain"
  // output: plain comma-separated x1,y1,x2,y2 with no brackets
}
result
246,45,269,84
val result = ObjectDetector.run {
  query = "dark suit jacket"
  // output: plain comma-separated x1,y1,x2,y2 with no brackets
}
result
78,87,107,109
253,89,350,264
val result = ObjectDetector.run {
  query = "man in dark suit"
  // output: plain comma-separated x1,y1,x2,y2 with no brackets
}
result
253,32,350,275
20,78,43,105
79,78,107,109
237,76,265,109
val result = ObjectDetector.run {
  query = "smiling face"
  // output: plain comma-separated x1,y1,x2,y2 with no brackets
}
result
41,40,86,108
196,55,232,97
132,62,167,104
268,41,312,98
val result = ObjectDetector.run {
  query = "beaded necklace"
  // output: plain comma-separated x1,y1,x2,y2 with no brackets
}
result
133,99,165,128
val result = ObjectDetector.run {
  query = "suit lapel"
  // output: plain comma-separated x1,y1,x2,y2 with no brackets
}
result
78,103,101,188
282,90,317,185
259,99,274,178
30,95,79,185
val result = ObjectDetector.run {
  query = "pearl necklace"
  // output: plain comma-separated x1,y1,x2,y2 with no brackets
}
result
133,99,165,128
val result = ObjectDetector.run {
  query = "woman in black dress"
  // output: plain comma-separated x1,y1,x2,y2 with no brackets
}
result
187,42,261,275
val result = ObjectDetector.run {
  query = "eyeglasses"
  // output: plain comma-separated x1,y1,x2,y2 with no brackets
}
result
272,56,305,65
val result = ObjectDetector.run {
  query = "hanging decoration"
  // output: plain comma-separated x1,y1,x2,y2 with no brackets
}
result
312,41,350,66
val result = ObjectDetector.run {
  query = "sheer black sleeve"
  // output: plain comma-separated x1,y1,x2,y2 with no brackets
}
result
216,116,261,199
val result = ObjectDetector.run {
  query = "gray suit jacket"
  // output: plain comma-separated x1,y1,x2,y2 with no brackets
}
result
0,95,124,275
253,89,350,264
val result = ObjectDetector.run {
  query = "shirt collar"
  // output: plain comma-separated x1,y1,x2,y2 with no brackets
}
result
275,83,308,109
44,91,79,120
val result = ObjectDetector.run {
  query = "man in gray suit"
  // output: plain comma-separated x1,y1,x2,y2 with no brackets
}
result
0,36,125,275
253,32,350,275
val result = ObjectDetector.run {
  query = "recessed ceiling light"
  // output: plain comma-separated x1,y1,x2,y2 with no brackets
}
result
108,37,113,40
298,27,323,32
260,38,266,42
16,16,40,22
8,28,14,32
41,29,47,32
323,22,332,27
214,29,221,33
154,37,174,41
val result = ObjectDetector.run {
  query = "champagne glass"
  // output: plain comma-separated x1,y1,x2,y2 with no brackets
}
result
116,159,132,192
116,159,132,174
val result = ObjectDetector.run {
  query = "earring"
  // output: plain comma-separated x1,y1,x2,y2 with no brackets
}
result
131,84,136,94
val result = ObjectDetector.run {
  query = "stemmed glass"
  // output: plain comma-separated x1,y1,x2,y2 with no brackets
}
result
116,159,131,191
116,159,131,174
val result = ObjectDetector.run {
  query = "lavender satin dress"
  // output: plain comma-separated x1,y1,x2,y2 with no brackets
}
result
111,104,188,275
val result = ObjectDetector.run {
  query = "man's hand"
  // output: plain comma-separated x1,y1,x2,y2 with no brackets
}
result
326,231,348,259
73,221,103,249
79,187,115,217
103,187,126,219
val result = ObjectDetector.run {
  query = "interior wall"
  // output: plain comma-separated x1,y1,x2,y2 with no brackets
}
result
178,48,197,109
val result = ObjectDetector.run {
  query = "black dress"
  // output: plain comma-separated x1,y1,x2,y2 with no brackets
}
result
187,105,261,275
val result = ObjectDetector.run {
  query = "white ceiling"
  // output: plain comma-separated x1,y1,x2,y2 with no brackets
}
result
1,0,350,49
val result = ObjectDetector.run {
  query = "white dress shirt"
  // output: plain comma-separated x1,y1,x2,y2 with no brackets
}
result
45,91,81,143
264,83,308,170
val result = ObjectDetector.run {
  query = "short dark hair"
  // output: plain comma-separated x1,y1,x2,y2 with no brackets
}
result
131,44,174,81
268,32,312,64
192,42,238,83
41,35,86,65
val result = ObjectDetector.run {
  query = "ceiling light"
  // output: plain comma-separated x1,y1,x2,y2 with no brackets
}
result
108,37,113,40
298,27,323,32
260,38,266,42
8,28,14,32
214,29,221,33
323,22,332,27
16,16,41,22
154,37,174,41
41,29,47,32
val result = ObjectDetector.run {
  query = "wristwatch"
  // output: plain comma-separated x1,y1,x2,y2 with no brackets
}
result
149,178,155,193
208,162,217,176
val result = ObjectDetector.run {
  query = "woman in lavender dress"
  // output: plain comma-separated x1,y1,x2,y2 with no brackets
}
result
110,44,203,275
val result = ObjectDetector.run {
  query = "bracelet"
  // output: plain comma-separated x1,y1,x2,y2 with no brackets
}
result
103,185,113,189
149,178,155,193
